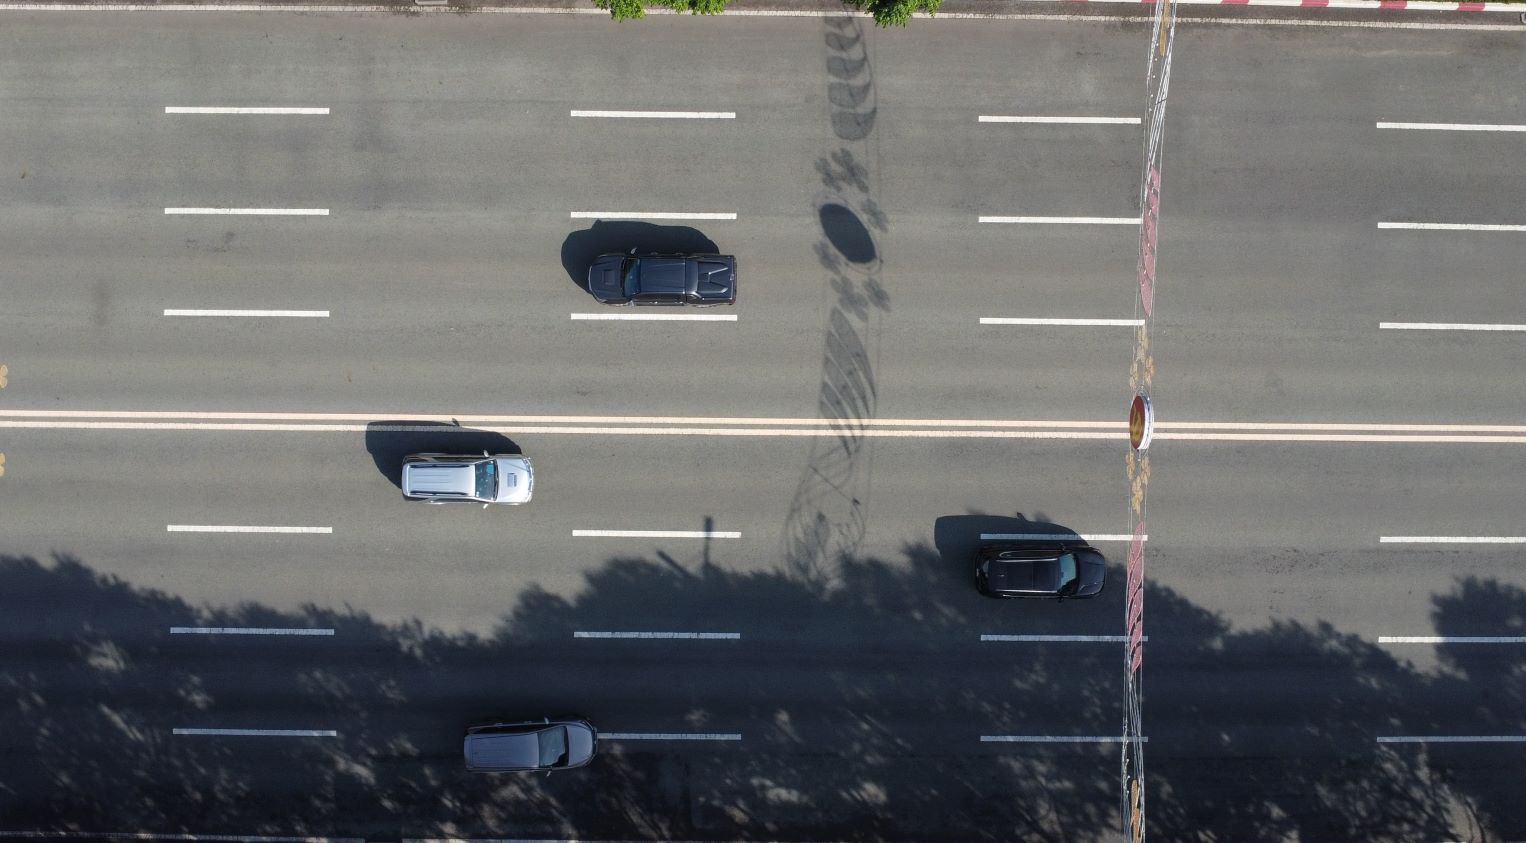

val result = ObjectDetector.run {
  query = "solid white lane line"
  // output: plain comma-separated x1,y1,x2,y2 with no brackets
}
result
980,533,1145,542
601,732,741,741
573,529,740,539
0,410,1125,428
980,735,1147,743
571,109,735,119
1377,735,1526,743
0,834,358,843
980,317,1144,326
981,635,1146,643
2,6,1524,27
5,419,1526,443
1379,636,1526,644
174,728,337,737
0,422,1115,438
1380,536,1526,544
569,211,736,220
1161,433,1526,443
11,411,1526,435
575,631,741,640
165,208,328,215
1379,221,1526,232
571,313,737,322
1380,322,1526,332
167,525,331,534
1159,421,1526,433
979,115,1140,125
1377,121,1526,132
171,627,335,635
165,106,329,115
163,309,329,318
979,216,1140,225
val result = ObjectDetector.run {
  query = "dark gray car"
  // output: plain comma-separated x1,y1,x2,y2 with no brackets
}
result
974,544,1106,599
587,251,737,306
463,718,597,773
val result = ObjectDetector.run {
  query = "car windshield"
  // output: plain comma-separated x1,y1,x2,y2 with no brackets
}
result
537,726,569,767
621,258,641,298
473,461,496,500
1056,552,1079,594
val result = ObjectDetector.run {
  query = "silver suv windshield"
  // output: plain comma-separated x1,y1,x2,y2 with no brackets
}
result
473,461,497,500
537,726,569,767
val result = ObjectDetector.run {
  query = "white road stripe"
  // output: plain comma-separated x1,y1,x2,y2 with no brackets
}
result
575,631,741,639
0,410,1124,428
2,5,1525,24
1380,536,1526,544
571,109,735,119
3,419,1526,443
164,309,329,318
601,732,741,741
1377,735,1526,743
173,728,337,737
980,317,1144,326
570,211,736,220
165,208,328,216
165,106,329,115
4,411,1526,443
1162,433,1526,443
1379,636,1526,644
1,2,1524,15
1380,322,1526,332
981,635,1146,643
9,410,1526,434
573,529,740,538
1159,422,1526,432
571,313,737,322
980,533,1144,542
0,833,358,843
981,735,1147,743
979,115,1140,125
1377,121,1526,132
979,216,1140,225
167,525,331,534
1379,221,1526,231
171,627,335,635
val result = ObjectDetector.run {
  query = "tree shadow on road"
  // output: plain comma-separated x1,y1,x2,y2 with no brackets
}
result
0,550,1520,841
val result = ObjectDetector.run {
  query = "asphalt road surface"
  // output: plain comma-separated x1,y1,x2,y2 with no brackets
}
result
1,8,1523,843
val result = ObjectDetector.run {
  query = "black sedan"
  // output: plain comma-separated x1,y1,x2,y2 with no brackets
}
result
463,718,597,773
587,251,737,306
974,544,1106,599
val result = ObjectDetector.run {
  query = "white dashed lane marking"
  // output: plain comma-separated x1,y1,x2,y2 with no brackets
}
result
165,106,328,115
171,627,335,635
167,525,331,534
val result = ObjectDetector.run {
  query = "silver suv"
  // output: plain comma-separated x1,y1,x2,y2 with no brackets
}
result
401,453,533,505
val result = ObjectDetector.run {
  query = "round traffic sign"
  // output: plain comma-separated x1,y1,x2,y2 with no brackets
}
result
1129,394,1153,451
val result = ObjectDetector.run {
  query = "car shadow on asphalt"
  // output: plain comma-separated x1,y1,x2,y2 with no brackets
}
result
363,420,522,489
559,221,720,293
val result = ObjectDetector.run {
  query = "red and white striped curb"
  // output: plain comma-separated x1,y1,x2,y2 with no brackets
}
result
0,0,1521,11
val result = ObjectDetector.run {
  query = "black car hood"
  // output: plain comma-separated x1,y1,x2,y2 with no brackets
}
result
1076,558,1106,597
587,254,625,302
693,257,736,302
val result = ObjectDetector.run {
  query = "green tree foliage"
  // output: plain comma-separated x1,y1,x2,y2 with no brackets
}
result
596,0,935,23
595,0,729,20
841,0,940,26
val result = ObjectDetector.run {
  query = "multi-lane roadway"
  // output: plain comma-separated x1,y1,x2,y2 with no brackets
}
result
0,7,1523,842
